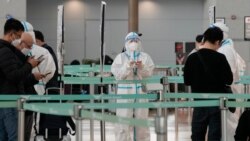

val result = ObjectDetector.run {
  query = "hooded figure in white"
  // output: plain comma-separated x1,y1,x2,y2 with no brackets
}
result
21,21,56,95
213,22,246,94
213,22,246,141
111,32,154,141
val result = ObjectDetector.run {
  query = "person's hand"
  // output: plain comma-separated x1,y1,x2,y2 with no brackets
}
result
135,61,143,69
33,72,45,81
27,56,39,68
129,60,136,67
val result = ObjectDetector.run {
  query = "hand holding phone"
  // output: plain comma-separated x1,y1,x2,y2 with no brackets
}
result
37,55,44,62
44,72,52,76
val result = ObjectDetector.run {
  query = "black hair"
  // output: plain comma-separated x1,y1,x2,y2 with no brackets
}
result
203,26,223,44
34,30,45,42
70,60,80,65
196,34,203,43
4,18,24,35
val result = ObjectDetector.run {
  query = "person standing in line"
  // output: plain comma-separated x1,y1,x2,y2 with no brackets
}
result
184,27,233,141
34,30,59,91
21,21,56,95
111,32,154,141
212,22,246,94
212,23,247,141
12,32,45,141
0,18,39,141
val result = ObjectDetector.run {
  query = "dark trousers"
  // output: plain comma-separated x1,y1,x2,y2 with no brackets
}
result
191,107,221,141
235,110,250,141
25,112,33,141
0,108,17,141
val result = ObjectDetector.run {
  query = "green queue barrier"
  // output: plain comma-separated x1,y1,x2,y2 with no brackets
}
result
63,64,184,76
62,75,164,84
1,92,250,103
1,93,250,102
1,93,250,128
239,75,250,85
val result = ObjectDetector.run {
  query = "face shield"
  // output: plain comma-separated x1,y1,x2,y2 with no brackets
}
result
124,32,142,56
21,21,36,44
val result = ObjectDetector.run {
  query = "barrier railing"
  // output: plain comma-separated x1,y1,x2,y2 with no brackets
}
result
2,73,250,141
1,93,250,141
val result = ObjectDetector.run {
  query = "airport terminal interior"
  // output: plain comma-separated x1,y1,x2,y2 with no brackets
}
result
1,0,250,141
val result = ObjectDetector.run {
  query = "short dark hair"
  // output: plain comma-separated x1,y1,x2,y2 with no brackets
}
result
203,26,223,44
4,18,24,35
34,30,44,42
196,34,203,43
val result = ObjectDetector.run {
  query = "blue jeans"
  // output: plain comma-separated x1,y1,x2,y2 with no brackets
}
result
0,108,18,141
191,107,221,141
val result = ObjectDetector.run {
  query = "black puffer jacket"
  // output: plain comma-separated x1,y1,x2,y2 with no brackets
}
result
14,47,38,94
0,39,32,94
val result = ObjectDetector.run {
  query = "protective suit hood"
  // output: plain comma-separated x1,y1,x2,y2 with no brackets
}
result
124,32,142,55
21,21,36,43
21,21,56,95
212,22,229,40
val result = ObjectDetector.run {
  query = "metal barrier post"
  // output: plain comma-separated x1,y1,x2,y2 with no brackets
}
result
17,98,25,141
74,105,83,141
88,71,95,141
160,76,168,141
174,82,178,141
155,116,167,141
100,86,106,141
187,86,192,125
220,97,228,141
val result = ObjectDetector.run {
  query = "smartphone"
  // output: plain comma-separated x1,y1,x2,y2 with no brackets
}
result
37,55,44,62
44,72,52,76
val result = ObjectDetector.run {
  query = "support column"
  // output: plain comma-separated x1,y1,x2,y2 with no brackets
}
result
128,0,139,32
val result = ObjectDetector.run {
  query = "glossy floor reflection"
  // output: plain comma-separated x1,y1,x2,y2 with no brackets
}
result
71,108,192,141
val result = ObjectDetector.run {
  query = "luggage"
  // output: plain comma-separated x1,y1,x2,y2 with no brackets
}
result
34,88,75,141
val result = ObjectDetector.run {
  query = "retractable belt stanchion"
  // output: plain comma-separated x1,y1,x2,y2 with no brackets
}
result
187,86,192,124
155,116,167,141
100,2,107,141
220,97,228,141
17,98,26,141
74,105,83,141
174,81,178,141
89,69,95,141
159,77,168,141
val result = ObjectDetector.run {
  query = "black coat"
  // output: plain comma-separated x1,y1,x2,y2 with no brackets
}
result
14,48,38,94
0,39,32,94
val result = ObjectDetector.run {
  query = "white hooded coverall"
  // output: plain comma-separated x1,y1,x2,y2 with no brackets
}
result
214,23,246,141
111,32,154,141
22,21,56,95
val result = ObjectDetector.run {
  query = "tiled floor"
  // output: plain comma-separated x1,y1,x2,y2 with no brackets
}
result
70,108,192,141
30,108,240,141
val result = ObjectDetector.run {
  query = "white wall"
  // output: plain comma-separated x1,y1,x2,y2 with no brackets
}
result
0,0,26,35
140,0,204,65
27,0,204,65
26,0,205,65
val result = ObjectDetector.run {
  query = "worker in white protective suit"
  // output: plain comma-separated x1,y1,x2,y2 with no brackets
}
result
111,32,154,141
213,22,246,141
21,21,56,95
213,22,246,94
